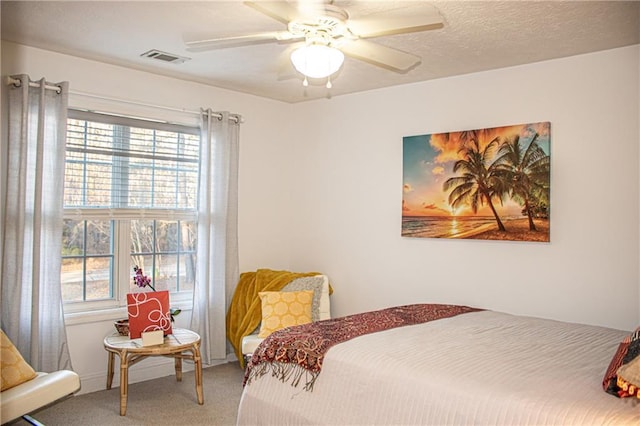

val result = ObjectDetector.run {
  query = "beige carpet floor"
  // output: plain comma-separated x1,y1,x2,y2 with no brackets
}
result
10,362,246,426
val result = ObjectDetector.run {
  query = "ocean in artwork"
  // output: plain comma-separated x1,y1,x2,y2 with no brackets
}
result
401,215,519,239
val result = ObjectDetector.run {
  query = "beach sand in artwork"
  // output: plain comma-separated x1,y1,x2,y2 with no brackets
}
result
455,218,550,242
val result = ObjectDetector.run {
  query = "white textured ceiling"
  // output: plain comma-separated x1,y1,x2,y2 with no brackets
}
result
2,1,639,103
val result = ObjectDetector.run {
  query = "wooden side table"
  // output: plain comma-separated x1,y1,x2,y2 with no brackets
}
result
103,328,204,415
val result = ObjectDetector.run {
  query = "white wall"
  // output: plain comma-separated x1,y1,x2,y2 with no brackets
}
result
287,45,640,331
2,41,639,395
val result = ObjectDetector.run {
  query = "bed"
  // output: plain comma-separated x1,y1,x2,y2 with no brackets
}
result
237,305,640,425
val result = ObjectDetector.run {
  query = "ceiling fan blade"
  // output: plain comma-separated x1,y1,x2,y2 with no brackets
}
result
348,6,444,38
244,1,301,24
185,31,300,52
339,39,421,73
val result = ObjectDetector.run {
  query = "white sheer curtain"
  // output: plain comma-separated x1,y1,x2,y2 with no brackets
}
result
190,110,240,365
1,74,72,371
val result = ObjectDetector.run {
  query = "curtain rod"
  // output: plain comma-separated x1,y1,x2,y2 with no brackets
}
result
6,75,62,93
5,76,242,123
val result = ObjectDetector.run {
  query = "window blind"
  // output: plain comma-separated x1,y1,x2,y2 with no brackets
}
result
64,110,200,216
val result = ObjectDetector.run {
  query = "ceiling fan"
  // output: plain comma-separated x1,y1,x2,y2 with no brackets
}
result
185,1,444,86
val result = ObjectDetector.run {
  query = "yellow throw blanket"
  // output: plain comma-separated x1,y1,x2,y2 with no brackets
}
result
226,269,323,367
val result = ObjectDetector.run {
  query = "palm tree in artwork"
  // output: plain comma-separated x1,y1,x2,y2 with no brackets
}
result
443,136,507,231
493,132,550,231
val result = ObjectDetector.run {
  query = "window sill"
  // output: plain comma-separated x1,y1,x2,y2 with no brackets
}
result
64,300,193,326
64,307,128,326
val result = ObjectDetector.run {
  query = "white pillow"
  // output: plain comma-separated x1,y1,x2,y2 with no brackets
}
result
317,276,330,320
281,275,330,322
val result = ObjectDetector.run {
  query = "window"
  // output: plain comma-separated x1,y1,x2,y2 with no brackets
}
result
61,110,200,312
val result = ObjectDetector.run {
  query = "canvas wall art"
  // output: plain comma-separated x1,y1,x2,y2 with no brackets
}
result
402,122,550,242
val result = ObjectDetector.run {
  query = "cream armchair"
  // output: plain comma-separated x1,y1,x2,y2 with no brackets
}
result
1,330,80,425
241,274,332,363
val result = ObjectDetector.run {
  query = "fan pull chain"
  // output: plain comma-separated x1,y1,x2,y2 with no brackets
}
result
300,75,334,88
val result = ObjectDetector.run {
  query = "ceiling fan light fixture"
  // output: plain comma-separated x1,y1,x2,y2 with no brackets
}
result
290,44,344,79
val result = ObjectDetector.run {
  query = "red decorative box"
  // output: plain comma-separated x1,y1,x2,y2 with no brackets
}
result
126,290,173,339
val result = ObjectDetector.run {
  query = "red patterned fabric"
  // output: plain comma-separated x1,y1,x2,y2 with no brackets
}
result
244,303,481,390
603,327,640,397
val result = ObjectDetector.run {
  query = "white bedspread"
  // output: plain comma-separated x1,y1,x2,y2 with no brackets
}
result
237,310,640,425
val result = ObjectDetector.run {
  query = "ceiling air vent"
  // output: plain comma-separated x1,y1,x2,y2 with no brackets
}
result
140,49,190,64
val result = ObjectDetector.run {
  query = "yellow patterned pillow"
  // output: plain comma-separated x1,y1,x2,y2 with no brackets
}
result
258,290,313,338
1,329,37,391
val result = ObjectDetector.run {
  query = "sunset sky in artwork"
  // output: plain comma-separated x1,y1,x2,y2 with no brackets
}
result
402,122,550,218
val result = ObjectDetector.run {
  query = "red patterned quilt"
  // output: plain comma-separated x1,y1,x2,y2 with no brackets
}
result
244,303,481,390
